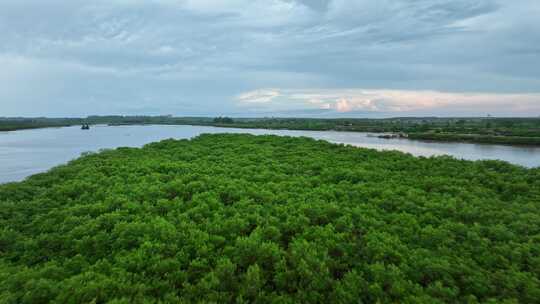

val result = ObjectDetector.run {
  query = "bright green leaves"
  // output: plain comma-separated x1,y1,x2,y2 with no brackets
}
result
0,134,539,303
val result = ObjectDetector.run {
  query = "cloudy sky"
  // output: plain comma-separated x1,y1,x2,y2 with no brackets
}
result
1,0,539,117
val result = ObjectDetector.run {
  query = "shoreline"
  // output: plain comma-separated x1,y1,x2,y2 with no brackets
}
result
3,122,540,147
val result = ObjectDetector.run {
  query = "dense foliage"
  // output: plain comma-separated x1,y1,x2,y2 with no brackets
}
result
1,134,540,303
213,117,235,124
3,116,540,146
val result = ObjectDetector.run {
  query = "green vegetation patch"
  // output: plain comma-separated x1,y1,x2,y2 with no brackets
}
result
1,134,539,303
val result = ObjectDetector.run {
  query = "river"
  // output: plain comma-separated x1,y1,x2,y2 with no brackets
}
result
1,125,539,184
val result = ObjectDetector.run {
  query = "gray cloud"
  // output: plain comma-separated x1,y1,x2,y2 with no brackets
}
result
0,0,539,117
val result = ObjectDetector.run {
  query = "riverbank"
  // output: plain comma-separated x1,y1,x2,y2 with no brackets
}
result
3,124,540,185
3,116,540,146
110,122,540,147
407,132,540,146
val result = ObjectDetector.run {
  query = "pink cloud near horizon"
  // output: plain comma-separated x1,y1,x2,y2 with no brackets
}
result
237,89,540,116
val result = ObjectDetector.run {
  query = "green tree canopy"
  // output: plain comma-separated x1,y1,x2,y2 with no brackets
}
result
1,134,539,303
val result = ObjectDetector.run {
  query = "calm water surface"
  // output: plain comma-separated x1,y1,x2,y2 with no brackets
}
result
1,125,539,184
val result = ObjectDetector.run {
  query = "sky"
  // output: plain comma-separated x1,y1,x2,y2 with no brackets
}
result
1,0,539,117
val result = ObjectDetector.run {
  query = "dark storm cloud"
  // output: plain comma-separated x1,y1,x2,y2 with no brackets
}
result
0,0,538,117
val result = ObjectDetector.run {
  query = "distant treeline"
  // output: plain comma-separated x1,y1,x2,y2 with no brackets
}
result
0,118,78,132
2,116,540,145
0,116,213,131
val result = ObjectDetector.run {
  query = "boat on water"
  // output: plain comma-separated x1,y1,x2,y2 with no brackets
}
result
81,124,90,130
